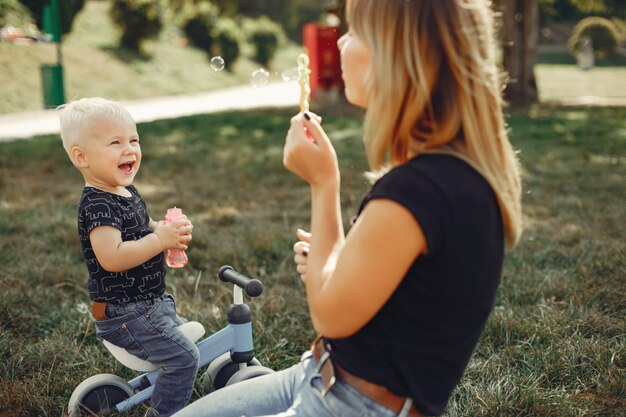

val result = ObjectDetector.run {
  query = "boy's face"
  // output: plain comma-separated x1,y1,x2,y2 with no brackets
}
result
76,115,141,193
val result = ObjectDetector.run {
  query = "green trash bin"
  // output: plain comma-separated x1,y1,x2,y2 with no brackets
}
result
41,64,65,109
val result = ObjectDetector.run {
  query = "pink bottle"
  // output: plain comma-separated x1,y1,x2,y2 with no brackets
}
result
164,207,188,268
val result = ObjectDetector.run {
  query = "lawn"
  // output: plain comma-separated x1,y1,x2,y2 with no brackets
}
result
0,103,624,416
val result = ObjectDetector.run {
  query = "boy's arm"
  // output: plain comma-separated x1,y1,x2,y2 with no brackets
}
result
90,220,190,272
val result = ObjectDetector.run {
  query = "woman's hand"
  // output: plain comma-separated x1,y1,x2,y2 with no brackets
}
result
283,112,339,189
293,228,312,281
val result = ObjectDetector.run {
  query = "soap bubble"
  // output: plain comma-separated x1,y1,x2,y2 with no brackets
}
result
280,67,300,82
210,56,225,72
250,68,269,87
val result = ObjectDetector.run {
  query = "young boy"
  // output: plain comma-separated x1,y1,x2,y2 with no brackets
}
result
60,97,199,417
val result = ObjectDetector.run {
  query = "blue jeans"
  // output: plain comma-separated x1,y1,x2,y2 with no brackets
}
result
94,293,200,417
172,351,415,417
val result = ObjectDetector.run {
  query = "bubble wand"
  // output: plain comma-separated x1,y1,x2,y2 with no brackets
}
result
297,53,311,113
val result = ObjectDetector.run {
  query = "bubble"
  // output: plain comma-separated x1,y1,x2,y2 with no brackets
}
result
280,67,300,82
250,68,269,87
210,56,225,72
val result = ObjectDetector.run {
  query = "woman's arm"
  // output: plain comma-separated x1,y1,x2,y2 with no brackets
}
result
284,114,427,338
307,198,426,338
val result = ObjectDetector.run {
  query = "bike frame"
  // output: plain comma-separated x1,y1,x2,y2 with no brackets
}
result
114,285,253,412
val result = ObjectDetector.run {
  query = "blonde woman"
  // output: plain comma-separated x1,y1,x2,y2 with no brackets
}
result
174,0,521,416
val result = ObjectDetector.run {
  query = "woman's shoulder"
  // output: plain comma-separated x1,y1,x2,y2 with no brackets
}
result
404,152,478,175
380,153,485,189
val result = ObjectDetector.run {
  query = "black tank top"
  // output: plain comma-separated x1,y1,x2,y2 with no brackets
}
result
328,154,504,415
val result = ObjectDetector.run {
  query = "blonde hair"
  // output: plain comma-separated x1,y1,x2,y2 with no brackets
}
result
348,0,522,246
58,97,135,155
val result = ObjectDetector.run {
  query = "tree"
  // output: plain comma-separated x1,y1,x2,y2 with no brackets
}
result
541,0,626,20
500,0,540,104
19,0,84,36
110,0,162,53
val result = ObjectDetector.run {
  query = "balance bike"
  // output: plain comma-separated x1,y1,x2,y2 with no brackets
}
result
68,265,274,416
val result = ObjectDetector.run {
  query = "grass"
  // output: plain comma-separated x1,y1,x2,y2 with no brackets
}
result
0,0,304,114
0,103,624,416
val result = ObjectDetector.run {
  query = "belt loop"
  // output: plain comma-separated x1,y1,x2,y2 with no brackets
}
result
317,351,331,371
398,398,414,417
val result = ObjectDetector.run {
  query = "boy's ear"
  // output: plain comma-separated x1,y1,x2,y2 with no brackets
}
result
70,145,88,167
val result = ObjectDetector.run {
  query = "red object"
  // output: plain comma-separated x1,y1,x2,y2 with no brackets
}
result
303,23,343,99
164,207,188,268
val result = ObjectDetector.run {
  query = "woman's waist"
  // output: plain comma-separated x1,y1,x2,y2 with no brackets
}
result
311,336,426,417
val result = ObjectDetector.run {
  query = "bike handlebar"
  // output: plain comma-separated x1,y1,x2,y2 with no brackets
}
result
218,265,263,297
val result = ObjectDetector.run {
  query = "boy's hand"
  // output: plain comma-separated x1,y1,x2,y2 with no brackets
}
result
154,217,193,250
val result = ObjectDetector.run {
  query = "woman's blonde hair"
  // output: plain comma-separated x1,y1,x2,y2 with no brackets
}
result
347,0,522,246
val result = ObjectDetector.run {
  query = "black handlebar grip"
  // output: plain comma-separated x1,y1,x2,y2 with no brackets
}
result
218,265,264,297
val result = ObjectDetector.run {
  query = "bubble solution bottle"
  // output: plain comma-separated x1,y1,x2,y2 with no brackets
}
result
164,207,188,268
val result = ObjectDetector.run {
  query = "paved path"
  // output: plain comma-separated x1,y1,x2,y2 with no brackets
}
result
1,81,624,143
0,81,301,142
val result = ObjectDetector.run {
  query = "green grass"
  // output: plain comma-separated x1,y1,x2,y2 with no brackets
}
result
0,0,304,114
0,104,624,416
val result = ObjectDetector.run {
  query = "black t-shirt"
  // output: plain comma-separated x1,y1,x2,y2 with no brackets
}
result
77,185,165,304
328,154,504,416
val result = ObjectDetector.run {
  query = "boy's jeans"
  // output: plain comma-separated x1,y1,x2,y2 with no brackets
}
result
172,350,416,417
94,293,200,417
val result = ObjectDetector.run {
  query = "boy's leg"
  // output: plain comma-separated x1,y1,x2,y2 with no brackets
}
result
126,296,200,417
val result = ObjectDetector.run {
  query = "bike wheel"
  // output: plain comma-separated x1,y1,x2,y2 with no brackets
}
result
226,365,275,386
201,352,261,393
68,373,134,417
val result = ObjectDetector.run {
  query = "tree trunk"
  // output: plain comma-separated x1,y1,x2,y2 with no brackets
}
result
501,0,539,104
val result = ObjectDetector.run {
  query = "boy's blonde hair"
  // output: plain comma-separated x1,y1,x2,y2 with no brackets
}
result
348,0,523,246
59,97,135,155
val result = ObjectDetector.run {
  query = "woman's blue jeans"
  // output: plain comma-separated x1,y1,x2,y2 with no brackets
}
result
172,350,415,417
94,293,200,417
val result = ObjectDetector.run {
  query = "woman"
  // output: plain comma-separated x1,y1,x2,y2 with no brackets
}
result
174,0,522,416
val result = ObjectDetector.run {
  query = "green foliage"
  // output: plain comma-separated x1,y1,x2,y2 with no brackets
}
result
18,0,85,36
213,17,244,71
540,0,626,21
225,0,323,42
246,16,286,67
568,0,609,13
0,0,30,27
110,0,163,53
181,2,218,54
568,16,622,58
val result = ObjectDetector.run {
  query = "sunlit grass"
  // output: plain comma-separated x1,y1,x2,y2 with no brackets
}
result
0,105,624,416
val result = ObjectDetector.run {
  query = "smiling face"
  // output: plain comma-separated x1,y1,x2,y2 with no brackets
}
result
72,115,141,195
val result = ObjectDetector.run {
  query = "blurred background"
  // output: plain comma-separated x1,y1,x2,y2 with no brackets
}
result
0,0,624,114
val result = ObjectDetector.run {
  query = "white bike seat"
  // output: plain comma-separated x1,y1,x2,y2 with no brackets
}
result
103,321,206,372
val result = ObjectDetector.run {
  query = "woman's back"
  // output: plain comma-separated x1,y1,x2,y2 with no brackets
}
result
330,154,504,415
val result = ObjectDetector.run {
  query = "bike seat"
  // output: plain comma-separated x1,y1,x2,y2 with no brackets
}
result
102,321,206,372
